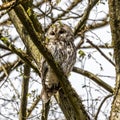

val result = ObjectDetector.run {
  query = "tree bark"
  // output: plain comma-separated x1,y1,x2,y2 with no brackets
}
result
108,0,120,119
19,64,30,120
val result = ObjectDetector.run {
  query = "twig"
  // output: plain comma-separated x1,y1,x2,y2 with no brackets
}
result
46,0,82,30
74,0,99,35
86,39,115,66
78,19,109,36
0,43,11,51
0,0,16,18
80,45,113,49
27,94,41,117
52,0,82,23
95,94,113,120
27,91,50,118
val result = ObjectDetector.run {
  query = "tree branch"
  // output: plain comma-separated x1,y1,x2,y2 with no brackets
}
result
86,39,115,66
0,0,15,11
27,94,41,117
74,0,99,35
73,67,114,93
80,45,113,49
95,94,113,120
52,0,82,23
78,18,109,36
0,38,39,74
19,63,30,120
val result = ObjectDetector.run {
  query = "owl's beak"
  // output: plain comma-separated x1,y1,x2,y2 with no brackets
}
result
55,34,59,39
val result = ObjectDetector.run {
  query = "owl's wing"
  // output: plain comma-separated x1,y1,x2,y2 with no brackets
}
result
40,58,48,87
40,57,59,103
40,58,50,103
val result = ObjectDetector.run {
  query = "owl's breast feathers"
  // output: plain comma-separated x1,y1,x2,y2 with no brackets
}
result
47,40,76,73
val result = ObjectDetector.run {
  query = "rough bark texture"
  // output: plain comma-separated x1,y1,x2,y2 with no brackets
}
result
55,89,88,120
19,64,30,120
108,0,120,119
7,1,90,120
8,9,41,70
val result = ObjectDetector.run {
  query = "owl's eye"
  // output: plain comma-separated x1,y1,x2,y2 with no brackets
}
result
50,31,55,35
59,29,66,34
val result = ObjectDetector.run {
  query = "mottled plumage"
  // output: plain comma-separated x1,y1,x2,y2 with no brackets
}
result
41,23,76,103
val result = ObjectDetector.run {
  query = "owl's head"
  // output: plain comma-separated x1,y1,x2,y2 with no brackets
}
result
46,23,74,41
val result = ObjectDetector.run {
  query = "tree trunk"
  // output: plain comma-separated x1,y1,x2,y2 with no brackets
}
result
108,0,120,119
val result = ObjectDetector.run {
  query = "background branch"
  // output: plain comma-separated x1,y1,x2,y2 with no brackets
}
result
86,39,115,66
73,67,114,93
74,0,99,35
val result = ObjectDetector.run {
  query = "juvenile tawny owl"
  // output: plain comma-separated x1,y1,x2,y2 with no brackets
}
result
41,23,76,103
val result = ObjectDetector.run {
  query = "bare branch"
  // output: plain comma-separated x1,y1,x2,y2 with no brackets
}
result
74,0,99,35
95,94,113,120
73,67,114,93
27,95,41,117
0,60,21,82
0,0,16,11
52,0,82,23
0,43,11,51
86,39,115,66
80,45,113,49
0,38,39,74
19,63,30,120
78,18,109,36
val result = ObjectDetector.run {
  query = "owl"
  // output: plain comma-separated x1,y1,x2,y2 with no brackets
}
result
40,23,76,103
